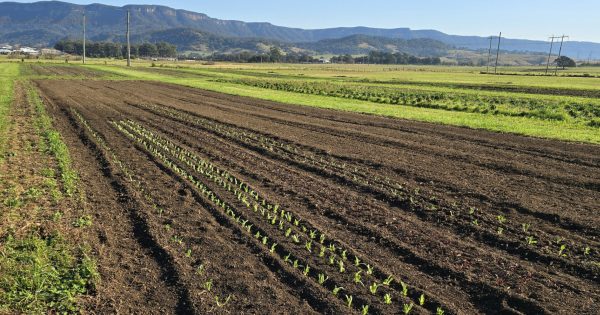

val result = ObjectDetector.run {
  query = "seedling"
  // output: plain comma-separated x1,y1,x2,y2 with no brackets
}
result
196,264,205,276
497,227,504,235
285,228,292,237
262,236,268,245
293,260,299,268
366,264,374,275
338,260,345,273
305,240,312,252
403,303,414,314
318,273,328,284
383,275,394,286
419,293,425,306
584,247,591,256
497,215,506,224
329,255,336,265
309,230,317,239
361,304,369,315
284,253,291,263
526,236,537,246
384,293,392,304
333,286,343,296
522,223,531,233
342,250,348,261
437,307,445,315
346,295,353,307
354,257,361,266
558,244,567,257
303,265,310,276
319,246,326,257
270,243,277,254
204,279,213,291
369,282,380,294
292,234,300,243
354,270,364,285
185,249,192,258
400,281,408,296
215,295,232,307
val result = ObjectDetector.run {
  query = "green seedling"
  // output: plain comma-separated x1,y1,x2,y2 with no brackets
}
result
293,260,299,269
215,295,232,307
437,307,445,315
319,246,326,257
318,273,328,284
400,281,408,296
285,228,292,237
333,286,343,296
369,283,380,294
403,303,414,314
284,253,291,263
354,270,364,285
584,247,591,256
338,260,345,273
366,264,374,275
497,215,506,224
305,240,312,252
196,264,205,276
419,293,425,306
329,255,336,265
383,275,394,286
303,265,310,276
526,236,537,246
292,234,300,243
185,249,192,258
262,236,268,245
361,304,369,315
384,293,392,304
522,223,531,233
204,279,213,291
346,295,353,307
558,244,567,257
270,243,277,254
354,257,361,266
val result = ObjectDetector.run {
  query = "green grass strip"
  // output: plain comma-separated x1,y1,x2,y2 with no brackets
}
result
0,63,21,163
0,234,98,314
25,82,78,196
86,65,600,144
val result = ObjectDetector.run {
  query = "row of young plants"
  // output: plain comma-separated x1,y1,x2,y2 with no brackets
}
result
136,103,598,277
69,109,233,311
113,118,447,314
215,78,600,124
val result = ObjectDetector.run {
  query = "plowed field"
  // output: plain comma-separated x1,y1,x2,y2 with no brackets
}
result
34,79,599,314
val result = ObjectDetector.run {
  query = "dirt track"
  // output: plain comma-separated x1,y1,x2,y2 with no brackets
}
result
35,79,599,314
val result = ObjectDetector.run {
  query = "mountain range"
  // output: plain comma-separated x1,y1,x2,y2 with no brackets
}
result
1,1,599,59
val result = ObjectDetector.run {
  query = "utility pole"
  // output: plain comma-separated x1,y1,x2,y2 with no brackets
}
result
545,35,559,74
486,35,493,73
83,12,86,64
494,32,501,74
126,10,131,67
554,35,568,75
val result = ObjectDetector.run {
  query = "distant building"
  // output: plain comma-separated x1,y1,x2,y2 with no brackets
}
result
0,49,11,55
41,48,63,56
19,47,39,55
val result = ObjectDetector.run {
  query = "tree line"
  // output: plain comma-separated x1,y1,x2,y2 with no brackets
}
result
54,40,177,58
193,47,441,65
331,51,441,65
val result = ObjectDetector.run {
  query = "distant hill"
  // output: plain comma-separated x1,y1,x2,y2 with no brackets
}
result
0,1,599,58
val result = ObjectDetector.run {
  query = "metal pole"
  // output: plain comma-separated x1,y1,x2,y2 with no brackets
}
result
83,13,86,64
127,10,131,67
494,32,501,74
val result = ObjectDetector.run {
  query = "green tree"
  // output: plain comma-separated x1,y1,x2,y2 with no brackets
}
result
555,56,576,69
269,46,283,62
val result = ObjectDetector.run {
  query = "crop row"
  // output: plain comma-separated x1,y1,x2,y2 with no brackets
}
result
134,103,597,272
113,119,447,314
216,78,600,124
69,109,233,310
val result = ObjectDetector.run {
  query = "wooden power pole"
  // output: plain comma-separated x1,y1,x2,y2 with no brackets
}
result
486,35,493,73
554,35,569,75
127,10,131,67
546,35,559,74
83,13,86,64
494,32,501,74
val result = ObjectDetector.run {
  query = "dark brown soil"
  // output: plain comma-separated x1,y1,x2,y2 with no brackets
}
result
27,65,109,77
34,79,600,314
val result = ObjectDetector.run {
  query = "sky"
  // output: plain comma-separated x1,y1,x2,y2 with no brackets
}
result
8,0,600,42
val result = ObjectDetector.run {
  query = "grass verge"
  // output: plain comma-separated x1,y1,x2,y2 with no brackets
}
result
0,63,21,163
0,234,98,313
87,65,600,144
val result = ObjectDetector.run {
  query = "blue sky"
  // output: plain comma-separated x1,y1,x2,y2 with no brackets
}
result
9,0,600,42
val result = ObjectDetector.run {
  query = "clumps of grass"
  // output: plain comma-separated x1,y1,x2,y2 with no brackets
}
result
0,234,99,313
